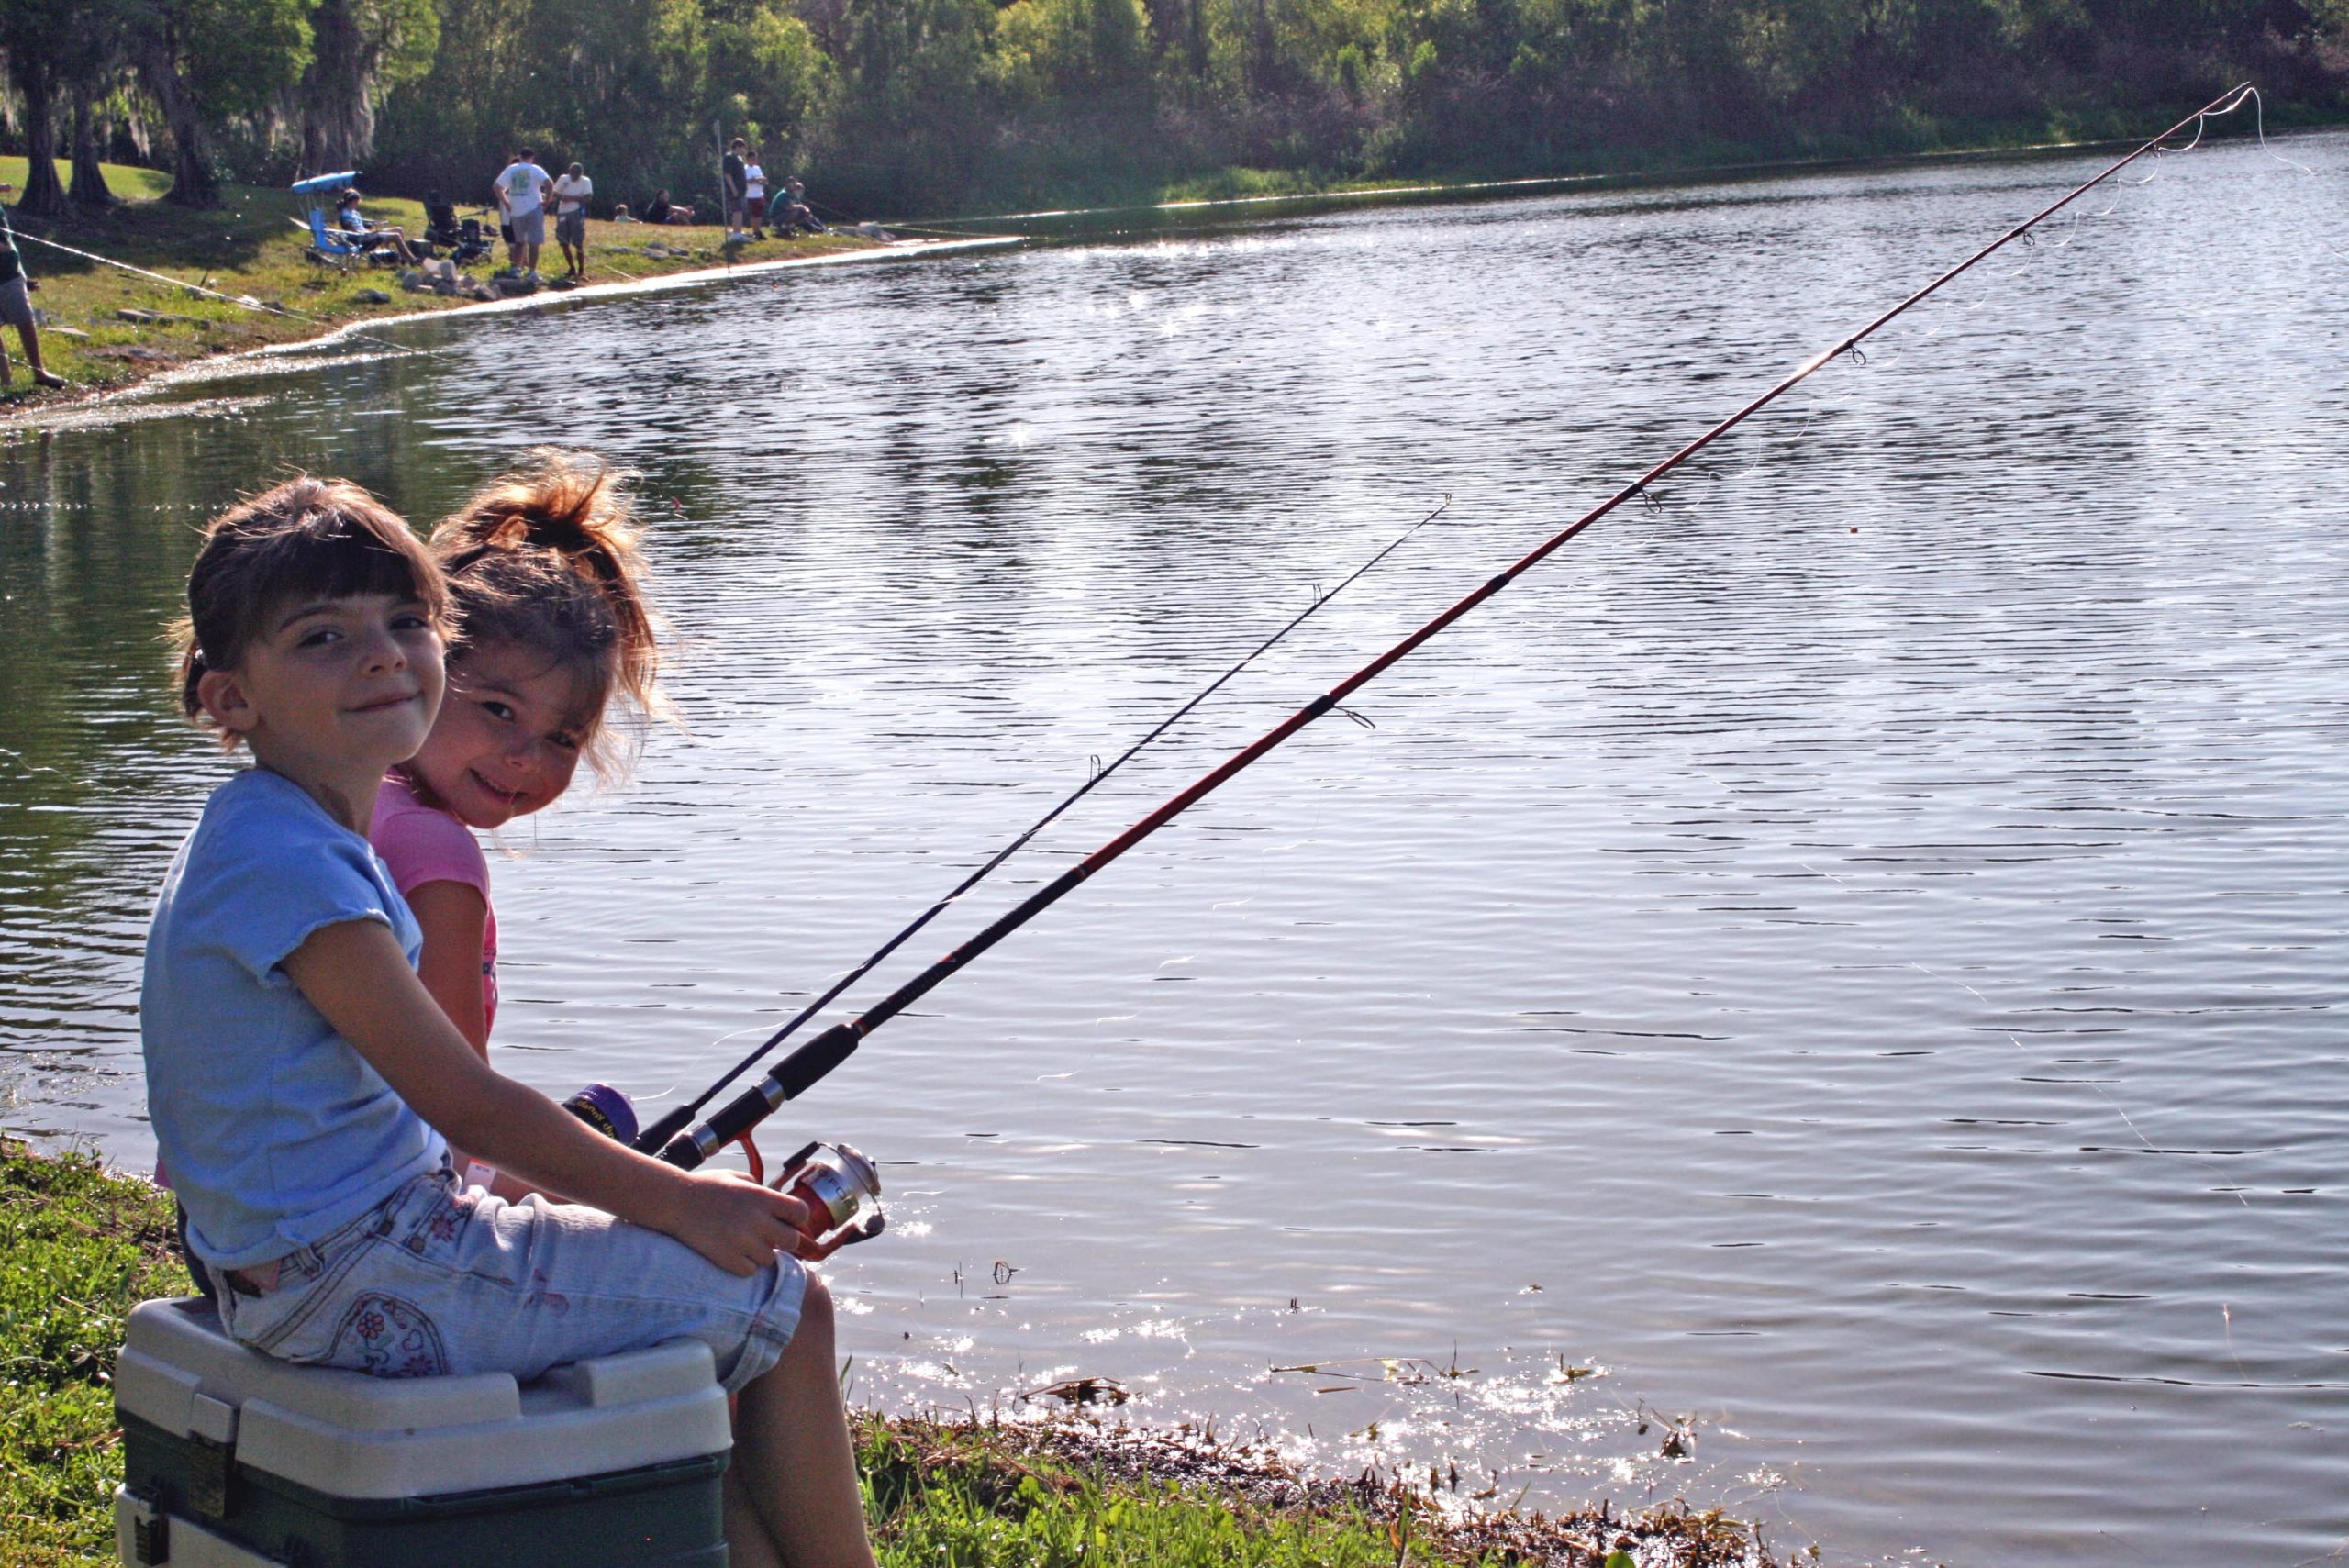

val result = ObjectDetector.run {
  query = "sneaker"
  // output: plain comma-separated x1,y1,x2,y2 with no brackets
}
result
33,370,66,388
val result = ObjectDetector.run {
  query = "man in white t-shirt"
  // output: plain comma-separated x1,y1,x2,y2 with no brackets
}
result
493,148,551,275
551,162,594,278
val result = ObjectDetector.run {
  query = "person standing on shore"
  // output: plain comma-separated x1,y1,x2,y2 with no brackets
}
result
722,139,749,239
551,162,594,278
0,190,67,390
743,154,767,239
495,149,552,276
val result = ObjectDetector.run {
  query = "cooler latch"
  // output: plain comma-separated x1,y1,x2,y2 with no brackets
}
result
186,1391,240,1518
127,1488,169,1565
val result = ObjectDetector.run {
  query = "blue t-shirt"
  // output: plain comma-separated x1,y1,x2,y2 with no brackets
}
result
142,769,448,1269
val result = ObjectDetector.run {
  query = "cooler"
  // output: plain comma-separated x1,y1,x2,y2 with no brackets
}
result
112,1297,731,1567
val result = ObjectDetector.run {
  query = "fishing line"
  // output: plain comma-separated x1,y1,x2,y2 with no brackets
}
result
629,494,1456,1152
648,85,2269,1169
5,219,448,363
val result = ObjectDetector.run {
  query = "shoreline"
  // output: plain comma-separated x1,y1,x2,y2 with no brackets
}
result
2,234,1020,435
1,1137,1789,1566
14,115,2327,433
913,116,2343,230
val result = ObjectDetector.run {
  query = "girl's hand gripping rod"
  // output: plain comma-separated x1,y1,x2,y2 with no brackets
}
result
654,85,2262,1171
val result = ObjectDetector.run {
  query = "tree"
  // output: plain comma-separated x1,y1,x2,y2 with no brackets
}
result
295,0,440,173
70,97,118,209
833,0,994,206
62,0,137,208
126,0,313,206
0,0,88,217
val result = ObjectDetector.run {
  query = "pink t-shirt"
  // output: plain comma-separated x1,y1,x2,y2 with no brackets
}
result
369,773,499,1034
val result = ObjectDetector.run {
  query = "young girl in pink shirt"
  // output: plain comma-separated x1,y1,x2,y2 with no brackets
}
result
370,449,658,1111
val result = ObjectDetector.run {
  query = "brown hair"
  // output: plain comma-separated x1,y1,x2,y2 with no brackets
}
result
177,476,445,731
430,449,663,772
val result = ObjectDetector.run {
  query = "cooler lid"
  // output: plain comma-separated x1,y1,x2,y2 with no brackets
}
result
117,1299,729,1500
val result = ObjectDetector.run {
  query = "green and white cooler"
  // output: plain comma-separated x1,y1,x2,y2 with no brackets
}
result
113,1297,731,1567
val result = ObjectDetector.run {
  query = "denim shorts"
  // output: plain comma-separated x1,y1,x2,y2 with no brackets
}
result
212,1169,806,1393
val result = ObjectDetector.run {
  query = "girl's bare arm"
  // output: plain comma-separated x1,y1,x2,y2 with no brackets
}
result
283,916,808,1276
404,880,491,1059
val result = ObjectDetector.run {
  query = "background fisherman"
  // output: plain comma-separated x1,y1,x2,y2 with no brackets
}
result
722,138,750,239
0,188,67,389
494,147,552,276
744,153,768,239
335,185,419,264
551,162,594,278
775,177,826,235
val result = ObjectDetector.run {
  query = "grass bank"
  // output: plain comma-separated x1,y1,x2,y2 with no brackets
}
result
0,1139,1783,1567
0,157,882,417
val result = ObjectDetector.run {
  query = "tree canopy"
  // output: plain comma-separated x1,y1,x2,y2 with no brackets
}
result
6,0,2346,213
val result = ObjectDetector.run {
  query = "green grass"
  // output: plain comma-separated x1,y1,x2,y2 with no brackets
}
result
0,1140,190,1566
0,156,173,203
0,159,876,411
0,1140,1778,1567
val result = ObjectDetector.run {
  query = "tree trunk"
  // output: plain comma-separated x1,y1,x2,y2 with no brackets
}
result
138,38,221,207
70,94,118,210
300,0,380,173
10,65,72,218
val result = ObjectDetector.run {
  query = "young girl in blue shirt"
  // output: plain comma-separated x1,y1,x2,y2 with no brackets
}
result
142,475,874,1568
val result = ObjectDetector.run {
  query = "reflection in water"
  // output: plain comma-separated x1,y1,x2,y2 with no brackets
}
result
5,132,2347,1566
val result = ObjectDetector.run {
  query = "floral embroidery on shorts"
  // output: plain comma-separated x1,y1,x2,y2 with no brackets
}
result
525,1270,572,1316
331,1293,449,1378
422,1186,477,1247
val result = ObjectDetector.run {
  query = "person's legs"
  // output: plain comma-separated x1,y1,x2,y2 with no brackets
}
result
731,1273,875,1568
0,280,61,387
722,1479,786,1568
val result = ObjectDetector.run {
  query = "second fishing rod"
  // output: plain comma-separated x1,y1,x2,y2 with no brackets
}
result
648,83,2259,1173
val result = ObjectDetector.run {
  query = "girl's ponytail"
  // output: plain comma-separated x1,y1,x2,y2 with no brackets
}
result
433,450,666,770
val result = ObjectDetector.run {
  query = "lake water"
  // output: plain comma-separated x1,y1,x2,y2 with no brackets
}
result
5,129,2345,1564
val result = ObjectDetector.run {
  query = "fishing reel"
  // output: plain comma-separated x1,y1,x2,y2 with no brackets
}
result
773,1140,886,1252
561,1084,885,1252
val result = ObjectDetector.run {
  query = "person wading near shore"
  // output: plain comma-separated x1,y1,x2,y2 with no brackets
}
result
723,139,750,239
495,149,552,276
551,162,594,278
0,190,66,390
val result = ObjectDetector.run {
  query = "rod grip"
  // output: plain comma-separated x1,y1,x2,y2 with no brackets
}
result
772,1021,862,1099
634,1105,695,1155
662,1079,777,1168
657,1024,863,1169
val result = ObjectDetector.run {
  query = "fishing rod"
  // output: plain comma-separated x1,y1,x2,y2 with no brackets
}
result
629,494,1454,1156
4,212,449,362
651,84,2261,1171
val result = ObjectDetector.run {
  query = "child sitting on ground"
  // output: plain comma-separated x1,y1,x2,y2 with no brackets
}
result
142,477,875,1568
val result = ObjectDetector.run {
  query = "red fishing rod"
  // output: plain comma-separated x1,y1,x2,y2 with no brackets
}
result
656,84,2259,1170
628,494,1454,1157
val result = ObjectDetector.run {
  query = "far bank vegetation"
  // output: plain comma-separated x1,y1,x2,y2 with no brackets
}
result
6,2,2349,220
